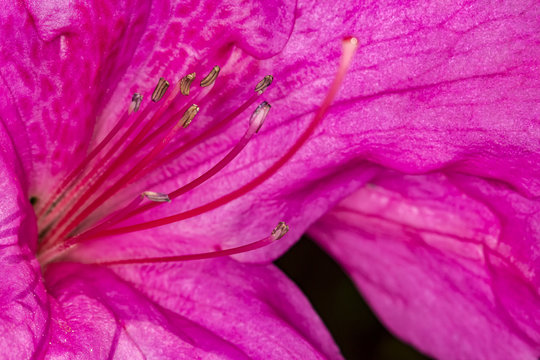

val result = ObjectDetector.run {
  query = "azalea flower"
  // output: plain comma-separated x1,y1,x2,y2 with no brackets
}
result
0,1,538,360
1,0,356,358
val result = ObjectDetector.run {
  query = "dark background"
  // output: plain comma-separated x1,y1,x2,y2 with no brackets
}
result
275,236,432,360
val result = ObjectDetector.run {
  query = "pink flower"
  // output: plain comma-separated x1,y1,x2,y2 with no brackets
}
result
0,1,538,360
1,0,356,358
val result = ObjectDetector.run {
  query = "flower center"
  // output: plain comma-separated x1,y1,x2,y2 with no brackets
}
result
34,37,358,267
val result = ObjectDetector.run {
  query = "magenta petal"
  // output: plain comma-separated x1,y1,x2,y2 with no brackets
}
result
45,262,260,359
4,1,537,266
309,171,540,359
1,1,146,187
111,258,343,359
77,0,539,263
3,0,295,192
0,125,48,358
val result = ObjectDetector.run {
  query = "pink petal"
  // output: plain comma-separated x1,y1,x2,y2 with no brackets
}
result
309,171,540,359
44,263,255,359
75,0,540,263
242,0,539,259
2,0,295,189
0,125,48,358
43,259,342,359
5,0,540,306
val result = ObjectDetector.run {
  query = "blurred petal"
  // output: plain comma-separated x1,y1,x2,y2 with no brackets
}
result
310,171,540,359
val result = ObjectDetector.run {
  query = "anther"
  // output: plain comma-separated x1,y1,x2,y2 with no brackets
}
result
180,72,196,96
152,77,170,102
250,101,271,133
181,104,200,128
271,222,289,240
129,93,143,113
142,191,171,202
200,66,220,87
254,75,274,94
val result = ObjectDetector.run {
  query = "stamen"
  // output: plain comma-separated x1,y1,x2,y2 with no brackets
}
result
254,75,273,94
180,72,196,95
82,222,289,266
129,93,143,113
40,77,187,245
85,37,358,238
39,74,200,248
200,66,220,87
38,102,155,230
180,104,200,128
46,103,201,245
151,77,170,102
135,71,217,151
110,79,183,155
60,78,182,207
37,103,134,220
67,189,168,244
142,191,171,202
73,101,271,238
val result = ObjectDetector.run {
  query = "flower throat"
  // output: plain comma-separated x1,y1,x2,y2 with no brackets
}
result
34,37,358,267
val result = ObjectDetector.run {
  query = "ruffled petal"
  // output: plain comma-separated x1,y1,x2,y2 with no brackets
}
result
309,171,540,359
43,259,342,359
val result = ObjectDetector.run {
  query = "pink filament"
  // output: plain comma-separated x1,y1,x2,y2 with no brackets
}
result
39,82,187,247
86,232,278,266
37,110,131,219
72,102,270,242
149,92,261,173
38,103,155,233
47,104,193,246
